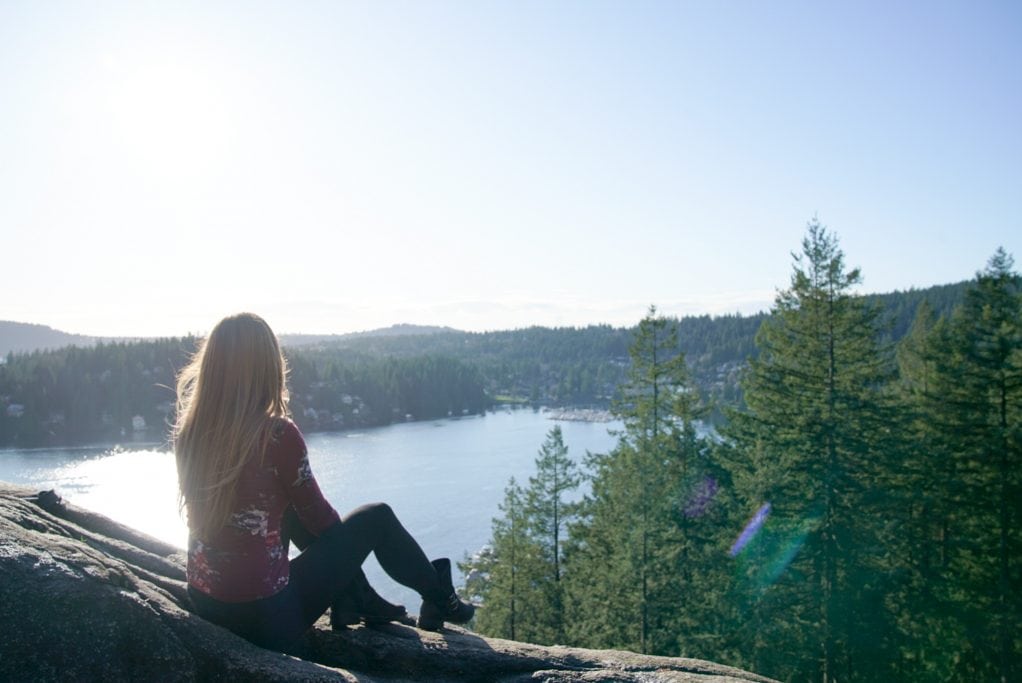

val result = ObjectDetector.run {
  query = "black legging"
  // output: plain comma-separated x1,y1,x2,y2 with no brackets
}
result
188,503,441,651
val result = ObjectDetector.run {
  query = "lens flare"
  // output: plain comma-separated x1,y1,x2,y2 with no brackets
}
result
756,524,812,587
682,476,719,518
730,502,771,556
732,508,823,592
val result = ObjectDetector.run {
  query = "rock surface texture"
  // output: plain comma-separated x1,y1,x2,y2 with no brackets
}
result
0,483,775,682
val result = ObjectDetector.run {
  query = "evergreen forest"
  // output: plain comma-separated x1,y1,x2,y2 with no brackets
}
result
0,342,490,447
0,269,966,449
461,222,1021,682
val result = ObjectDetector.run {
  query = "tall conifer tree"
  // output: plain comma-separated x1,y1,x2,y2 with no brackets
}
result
565,306,712,656
891,303,966,679
922,249,1022,681
524,425,580,644
465,429,582,645
726,220,897,681
464,478,545,641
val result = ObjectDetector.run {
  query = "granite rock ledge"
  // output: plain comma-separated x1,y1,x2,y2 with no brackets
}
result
0,483,775,682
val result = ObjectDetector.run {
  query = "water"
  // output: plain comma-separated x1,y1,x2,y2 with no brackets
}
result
0,408,620,610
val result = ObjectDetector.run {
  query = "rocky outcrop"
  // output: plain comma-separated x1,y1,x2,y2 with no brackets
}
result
0,483,774,682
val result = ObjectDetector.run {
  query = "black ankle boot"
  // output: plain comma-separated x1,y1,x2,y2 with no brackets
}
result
331,569,410,629
417,558,475,631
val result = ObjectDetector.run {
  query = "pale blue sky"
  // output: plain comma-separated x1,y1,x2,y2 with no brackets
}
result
1,1,1019,337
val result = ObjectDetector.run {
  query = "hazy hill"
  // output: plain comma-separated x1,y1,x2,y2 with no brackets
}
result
0,321,96,357
0,321,464,359
280,324,459,347
3,280,968,359
865,280,969,340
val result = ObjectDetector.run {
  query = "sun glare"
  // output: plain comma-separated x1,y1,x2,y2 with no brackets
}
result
92,50,233,186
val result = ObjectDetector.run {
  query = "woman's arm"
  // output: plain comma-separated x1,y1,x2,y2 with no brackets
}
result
272,420,341,535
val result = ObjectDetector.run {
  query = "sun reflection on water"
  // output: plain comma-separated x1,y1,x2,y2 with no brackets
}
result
48,448,187,548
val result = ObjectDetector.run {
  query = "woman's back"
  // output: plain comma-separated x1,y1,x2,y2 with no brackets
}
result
187,419,339,603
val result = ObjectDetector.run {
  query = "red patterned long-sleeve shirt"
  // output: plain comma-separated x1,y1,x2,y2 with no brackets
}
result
186,419,340,603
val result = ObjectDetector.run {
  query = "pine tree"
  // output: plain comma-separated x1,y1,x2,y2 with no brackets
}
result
725,220,898,681
565,306,713,656
463,478,545,641
922,249,1022,681
464,429,583,646
523,425,580,644
886,303,950,679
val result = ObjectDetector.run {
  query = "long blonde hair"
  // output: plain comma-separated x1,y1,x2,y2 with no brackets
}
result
174,313,290,540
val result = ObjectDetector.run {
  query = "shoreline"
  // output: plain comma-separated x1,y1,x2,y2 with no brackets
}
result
1,404,621,452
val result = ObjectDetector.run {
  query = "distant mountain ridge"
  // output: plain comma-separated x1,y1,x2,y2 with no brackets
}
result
280,324,460,347
0,321,97,357
0,321,461,358
0,280,969,358
0,280,973,446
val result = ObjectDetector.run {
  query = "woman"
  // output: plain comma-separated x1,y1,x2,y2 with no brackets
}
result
174,313,473,652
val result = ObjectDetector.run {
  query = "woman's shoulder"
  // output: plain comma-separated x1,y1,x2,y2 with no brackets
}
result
268,417,306,451
269,416,300,438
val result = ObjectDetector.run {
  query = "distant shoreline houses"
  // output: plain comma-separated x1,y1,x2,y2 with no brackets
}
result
544,407,614,423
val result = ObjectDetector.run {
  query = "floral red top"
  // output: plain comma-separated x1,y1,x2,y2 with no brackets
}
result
186,419,340,603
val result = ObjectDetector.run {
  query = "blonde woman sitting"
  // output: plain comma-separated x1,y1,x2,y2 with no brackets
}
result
174,313,473,652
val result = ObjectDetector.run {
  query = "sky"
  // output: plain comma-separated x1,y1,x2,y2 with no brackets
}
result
1,1,1019,338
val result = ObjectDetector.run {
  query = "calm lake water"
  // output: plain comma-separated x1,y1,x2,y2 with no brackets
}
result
0,408,620,610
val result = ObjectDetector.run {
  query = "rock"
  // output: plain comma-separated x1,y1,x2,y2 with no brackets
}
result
0,483,775,682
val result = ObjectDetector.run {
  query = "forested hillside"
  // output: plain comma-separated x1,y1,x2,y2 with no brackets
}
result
0,321,95,356
0,280,967,448
463,228,1020,682
0,340,489,447
273,314,781,418
264,283,964,422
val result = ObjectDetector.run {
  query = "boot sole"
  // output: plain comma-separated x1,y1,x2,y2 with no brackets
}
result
333,611,412,629
417,617,443,631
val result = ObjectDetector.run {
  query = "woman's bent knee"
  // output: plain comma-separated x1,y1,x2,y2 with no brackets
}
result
345,502,395,524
